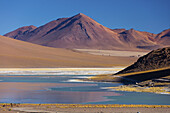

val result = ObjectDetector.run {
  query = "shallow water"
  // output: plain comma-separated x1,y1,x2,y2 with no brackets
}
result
0,75,169,104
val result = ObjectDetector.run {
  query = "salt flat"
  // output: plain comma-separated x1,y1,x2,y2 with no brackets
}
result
75,49,148,57
0,67,124,75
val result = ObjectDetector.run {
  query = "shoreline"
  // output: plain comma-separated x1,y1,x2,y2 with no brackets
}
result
84,67,170,95
0,103,170,113
1,103,170,107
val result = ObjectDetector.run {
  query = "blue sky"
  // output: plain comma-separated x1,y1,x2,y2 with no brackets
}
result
0,0,169,35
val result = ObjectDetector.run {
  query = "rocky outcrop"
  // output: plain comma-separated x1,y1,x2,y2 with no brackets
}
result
116,47,170,74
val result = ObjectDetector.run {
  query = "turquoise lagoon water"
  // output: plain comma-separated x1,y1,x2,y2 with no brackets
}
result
0,75,169,104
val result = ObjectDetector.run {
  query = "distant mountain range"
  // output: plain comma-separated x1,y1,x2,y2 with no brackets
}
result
4,13,170,51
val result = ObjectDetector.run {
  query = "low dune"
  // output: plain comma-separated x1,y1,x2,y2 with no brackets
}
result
0,35,136,68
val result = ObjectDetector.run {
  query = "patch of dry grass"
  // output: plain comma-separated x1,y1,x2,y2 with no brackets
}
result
115,66,170,77
108,85,170,94
87,74,116,81
0,103,170,108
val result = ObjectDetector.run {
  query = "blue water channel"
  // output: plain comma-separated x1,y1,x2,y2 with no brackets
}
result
0,75,169,104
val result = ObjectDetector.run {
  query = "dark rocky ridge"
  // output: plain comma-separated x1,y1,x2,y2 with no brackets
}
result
116,47,170,74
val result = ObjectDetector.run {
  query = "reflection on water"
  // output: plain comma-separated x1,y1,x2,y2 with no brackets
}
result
0,75,169,104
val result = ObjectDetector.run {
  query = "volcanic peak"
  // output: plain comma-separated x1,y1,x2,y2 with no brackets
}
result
3,13,170,50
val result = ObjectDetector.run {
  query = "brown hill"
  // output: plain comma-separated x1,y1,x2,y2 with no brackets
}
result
5,13,168,51
4,25,37,40
0,35,136,68
118,28,159,50
155,29,170,46
116,47,170,74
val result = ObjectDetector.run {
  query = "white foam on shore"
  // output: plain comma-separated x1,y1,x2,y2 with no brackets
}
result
157,92,170,95
66,79,84,82
66,79,94,83
73,76,91,78
100,87,110,90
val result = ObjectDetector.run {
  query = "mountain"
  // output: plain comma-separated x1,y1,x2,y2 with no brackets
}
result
4,13,126,50
155,29,170,46
116,28,159,50
4,25,37,40
116,47,170,74
0,35,136,68
4,13,170,50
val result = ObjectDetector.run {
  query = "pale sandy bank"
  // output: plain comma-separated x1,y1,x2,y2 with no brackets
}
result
75,49,148,57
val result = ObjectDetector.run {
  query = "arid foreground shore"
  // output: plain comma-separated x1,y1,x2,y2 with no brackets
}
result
0,103,170,113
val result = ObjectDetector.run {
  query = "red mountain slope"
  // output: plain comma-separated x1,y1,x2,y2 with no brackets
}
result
155,29,170,46
4,13,170,50
4,25,37,40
